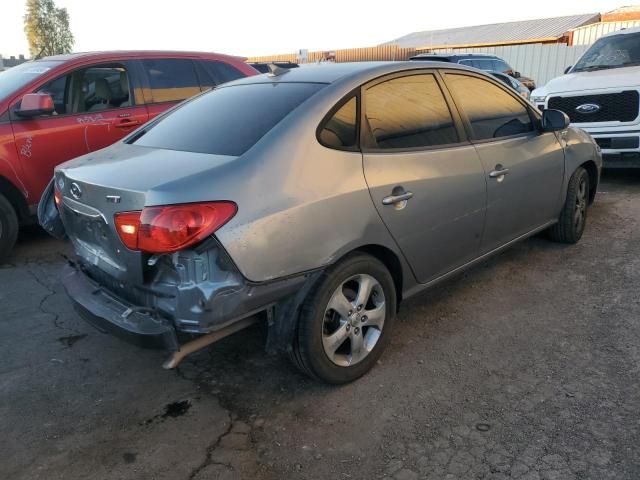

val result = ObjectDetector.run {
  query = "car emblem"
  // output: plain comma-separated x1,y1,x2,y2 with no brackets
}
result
70,182,83,200
575,103,601,114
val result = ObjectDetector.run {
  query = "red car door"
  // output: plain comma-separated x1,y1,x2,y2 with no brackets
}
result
10,73,89,205
10,61,149,205
79,63,149,151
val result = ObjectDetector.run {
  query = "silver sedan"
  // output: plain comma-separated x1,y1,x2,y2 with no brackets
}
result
42,62,602,384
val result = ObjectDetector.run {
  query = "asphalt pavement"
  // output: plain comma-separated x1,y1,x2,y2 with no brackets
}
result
1,170,639,480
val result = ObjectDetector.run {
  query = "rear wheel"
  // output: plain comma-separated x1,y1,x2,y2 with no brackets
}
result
549,167,589,244
0,193,19,263
290,253,396,384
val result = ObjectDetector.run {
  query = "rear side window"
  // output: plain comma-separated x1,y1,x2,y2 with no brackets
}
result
364,74,458,149
199,60,245,85
319,96,358,149
142,59,200,103
492,59,512,72
446,74,533,140
132,82,325,156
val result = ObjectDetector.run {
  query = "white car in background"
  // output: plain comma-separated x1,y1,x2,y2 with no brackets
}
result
531,27,640,167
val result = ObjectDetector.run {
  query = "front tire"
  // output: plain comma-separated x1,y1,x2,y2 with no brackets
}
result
549,166,589,244
0,193,19,263
290,253,397,384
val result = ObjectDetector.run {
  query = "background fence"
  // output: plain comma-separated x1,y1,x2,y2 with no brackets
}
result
570,20,640,45
431,43,589,86
248,45,418,64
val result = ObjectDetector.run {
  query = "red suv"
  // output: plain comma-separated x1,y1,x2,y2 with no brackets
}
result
0,51,257,260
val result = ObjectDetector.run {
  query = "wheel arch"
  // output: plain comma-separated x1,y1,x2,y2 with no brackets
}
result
0,175,29,222
349,244,405,308
579,160,599,205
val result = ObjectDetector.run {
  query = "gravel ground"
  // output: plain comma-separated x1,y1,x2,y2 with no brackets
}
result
1,170,639,480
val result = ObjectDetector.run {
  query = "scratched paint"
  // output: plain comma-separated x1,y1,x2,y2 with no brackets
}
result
76,114,105,125
19,136,33,158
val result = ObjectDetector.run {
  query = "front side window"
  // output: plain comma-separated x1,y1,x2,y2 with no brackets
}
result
37,75,69,114
142,59,200,103
132,82,325,156
364,74,458,149
446,74,533,140
319,96,358,149
573,32,640,72
35,64,132,115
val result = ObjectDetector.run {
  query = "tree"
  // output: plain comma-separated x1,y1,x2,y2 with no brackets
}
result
24,0,74,58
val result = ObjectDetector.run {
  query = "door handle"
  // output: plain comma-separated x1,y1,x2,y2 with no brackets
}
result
489,166,510,178
382,191,414,205
114,119,141,128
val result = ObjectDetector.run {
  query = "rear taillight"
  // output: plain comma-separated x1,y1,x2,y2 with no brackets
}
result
114,202,237,254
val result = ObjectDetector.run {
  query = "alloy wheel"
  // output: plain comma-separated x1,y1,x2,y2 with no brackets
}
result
574,177,587,232
321,274,386,367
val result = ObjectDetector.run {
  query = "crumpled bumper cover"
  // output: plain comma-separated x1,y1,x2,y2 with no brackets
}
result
62,264,179,350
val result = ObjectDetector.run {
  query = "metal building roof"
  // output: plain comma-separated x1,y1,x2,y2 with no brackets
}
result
384,13,600,49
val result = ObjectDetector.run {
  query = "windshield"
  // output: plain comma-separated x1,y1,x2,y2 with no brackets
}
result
573,32,640,72
0,60,62,100
132,82,326,156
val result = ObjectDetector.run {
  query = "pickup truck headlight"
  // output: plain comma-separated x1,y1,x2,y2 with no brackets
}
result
531,96,546,104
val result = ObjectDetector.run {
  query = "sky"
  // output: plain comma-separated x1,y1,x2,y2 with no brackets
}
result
0,0,629,58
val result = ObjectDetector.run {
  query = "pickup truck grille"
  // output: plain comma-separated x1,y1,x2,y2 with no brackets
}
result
548,91,639,123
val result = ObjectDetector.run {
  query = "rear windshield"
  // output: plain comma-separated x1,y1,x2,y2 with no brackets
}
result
132,82,326,156
0,60,63,100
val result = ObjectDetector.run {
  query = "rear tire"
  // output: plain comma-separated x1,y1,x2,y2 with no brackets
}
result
290,253,396,384
548,167,589,244
0,193,19,263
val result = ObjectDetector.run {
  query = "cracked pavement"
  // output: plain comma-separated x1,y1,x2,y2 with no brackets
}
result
1,170,640,479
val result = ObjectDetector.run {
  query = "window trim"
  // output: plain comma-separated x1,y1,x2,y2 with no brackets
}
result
10,61,139,121
440,69,540,145
360,69,469,154
315,89,361,152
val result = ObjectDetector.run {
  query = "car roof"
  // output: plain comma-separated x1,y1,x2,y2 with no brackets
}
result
224,61,477,86
39,50,246,62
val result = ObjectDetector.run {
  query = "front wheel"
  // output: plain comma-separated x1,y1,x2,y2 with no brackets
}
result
290,253,397,384
548,166,589,244
0,193,19,263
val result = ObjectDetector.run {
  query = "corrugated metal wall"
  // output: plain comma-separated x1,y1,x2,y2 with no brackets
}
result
571,20,640,45
432,44,589,87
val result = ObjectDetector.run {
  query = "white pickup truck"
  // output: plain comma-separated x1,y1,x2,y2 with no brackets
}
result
532,27,640,167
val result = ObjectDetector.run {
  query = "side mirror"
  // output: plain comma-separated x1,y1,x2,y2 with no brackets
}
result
564,66,572,74
15,93,55,118
514,71,521,78
542,109,570,132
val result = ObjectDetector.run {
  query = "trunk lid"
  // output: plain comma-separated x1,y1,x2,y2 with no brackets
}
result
56,143,237,284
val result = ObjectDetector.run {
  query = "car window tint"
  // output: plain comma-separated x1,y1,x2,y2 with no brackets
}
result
132,82,325,156
142,59,200,103
37,75,69,114
493,59,511,72
200,60,245,84
364,74,458,149
320,96,358,149
446,74,533,140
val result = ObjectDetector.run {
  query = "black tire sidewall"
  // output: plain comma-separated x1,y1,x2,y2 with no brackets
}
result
0,194,19,263
297,254,397,384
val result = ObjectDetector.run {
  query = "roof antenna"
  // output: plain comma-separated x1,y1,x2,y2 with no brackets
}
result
267,63,290,76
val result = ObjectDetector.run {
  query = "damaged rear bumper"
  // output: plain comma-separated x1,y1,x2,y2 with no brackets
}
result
62,264,180,350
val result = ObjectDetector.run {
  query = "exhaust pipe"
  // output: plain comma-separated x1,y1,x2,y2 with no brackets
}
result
163,316,259,369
